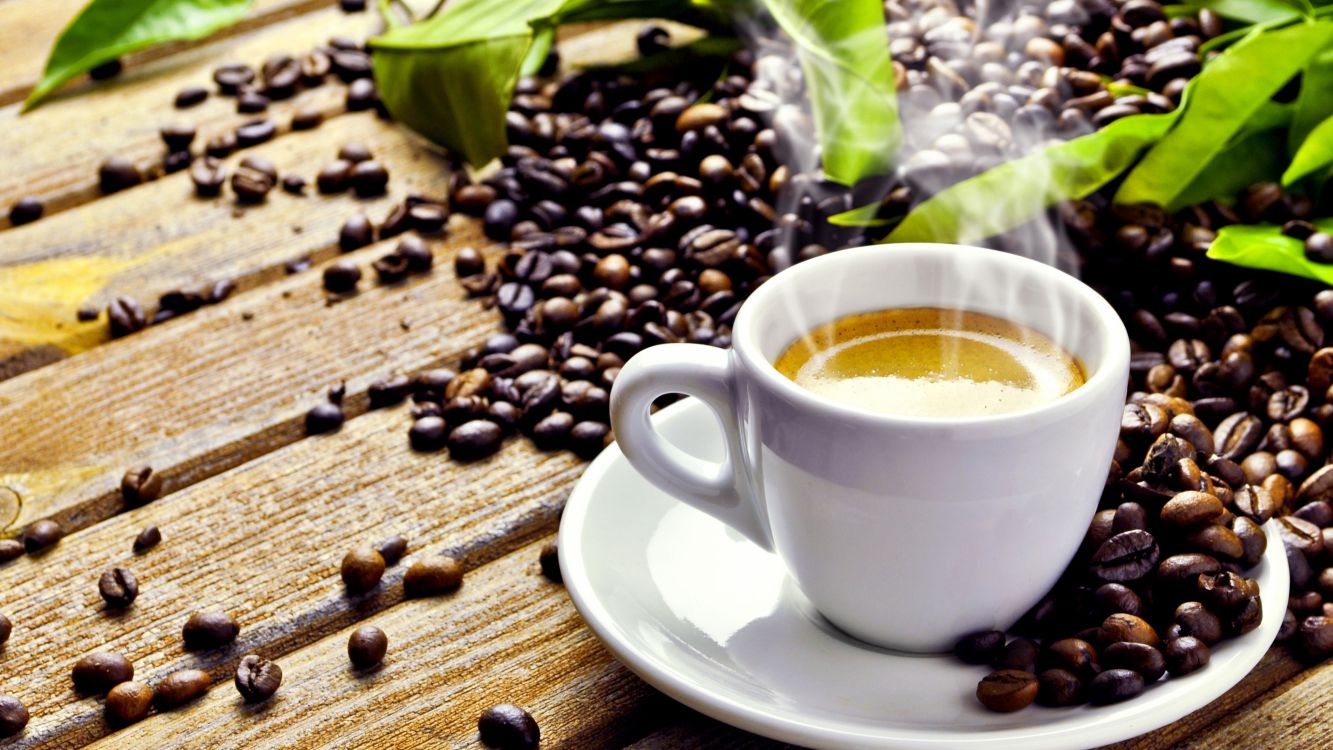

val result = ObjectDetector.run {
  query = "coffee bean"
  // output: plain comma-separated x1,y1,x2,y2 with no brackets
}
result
347,78,378,110
0,540,22,563
154,669,212,709
569,421,610,458
532,541,561,584
1307,233,1333,264
108,296,147,337
183,610,240,650
1094,583,1143,618
236,90,269,113
291,107,324,131
306,402,345,434
1036,668,1083,707
1087,668,1144,704
1278,515,1324,558
0,695,28,738
410,416,448,451
484,200,519,240
404,556,463,597
232,156,277,203
340,213,376,251
976,670,1038,712
478,703,541,749
99,567,139,608
348,625,388,669
8,196,43,225
351,161,389,197
341,546,387,594
175,86,208,108
0,613,10,646
190,156,226,197
373,252,410,284
120,464,163,506
322,260,363,295
159,124,196,152
236,118,276,147
105,681,153,725
23,519,63,553
455,247,486,278
1233,483,1278,523
206,132,238,158
1215,412,1264,460
213,62,255,93
1090,529,1159,582
133,525,162,553
995,637,1040,672
1100,613,1159,647
375,535,408,566
1163,636,1211,675
99,156,142,193
234,654,282,703
1173,601,1223,645
1161,491,1224,526
449,420,503,460
1102,641,1166,682
72,651,134,694
636,24,670,56
1039,638,1100,679
282,175,307,194
317,160,354,193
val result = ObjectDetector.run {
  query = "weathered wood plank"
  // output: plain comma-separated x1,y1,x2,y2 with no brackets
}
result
1164,658,1333,749
0,0,350,107
78,539,683,750
624,714,798,749
0,5,384,228
0,213,499,539
0,111,450,376
0,411,583,749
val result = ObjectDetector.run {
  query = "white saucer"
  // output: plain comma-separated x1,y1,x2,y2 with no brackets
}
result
559,398,1290,750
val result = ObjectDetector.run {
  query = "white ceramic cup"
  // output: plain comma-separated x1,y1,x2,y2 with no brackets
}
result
609,243,1130,653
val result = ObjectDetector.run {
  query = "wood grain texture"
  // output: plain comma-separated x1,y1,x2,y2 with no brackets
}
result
0,0,349,107
1157,658,1333,749
79,538,683,750
0,215,500,539
0,111,451,375
0,4,382,227
0,413,583,749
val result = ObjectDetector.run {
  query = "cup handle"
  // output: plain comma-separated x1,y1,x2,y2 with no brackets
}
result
611,343,773,552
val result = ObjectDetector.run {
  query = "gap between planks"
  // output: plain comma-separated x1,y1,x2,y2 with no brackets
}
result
0,404,584,749
0,215,505,540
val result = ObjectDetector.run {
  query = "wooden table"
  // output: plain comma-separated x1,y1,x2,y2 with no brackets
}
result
0,2,1327,748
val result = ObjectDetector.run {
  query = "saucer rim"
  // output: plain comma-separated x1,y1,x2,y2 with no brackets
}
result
559,397,1289,750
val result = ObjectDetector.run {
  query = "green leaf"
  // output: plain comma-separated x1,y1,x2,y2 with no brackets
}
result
1285,114,1333,185
1170,99,1292,205
1183,0,1308,23
1290,50,1333,152
883,107,1182,244
370,0,568,166
1207,219,1333,283
24,0,253,112
1114,20,1333,211
758,0,901,185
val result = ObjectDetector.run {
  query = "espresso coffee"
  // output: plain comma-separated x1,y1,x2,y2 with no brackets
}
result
773,307,1084,418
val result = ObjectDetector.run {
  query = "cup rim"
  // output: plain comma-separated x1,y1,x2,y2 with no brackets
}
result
732,243,1130,429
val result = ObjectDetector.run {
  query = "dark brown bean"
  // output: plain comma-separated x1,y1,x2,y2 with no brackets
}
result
1163,636,1211,675
182,610,239,650
105,681,153,725
1101,642,1166,682
72,651,134,694
99,567,139,608
341,547,386,594
478,703,541,749
234,655,283,703
154,669,212,709
404,556,463,597
348,625,389,669
121,465,162,505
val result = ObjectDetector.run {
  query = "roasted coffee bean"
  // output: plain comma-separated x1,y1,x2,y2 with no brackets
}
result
975,670,1038,712
108,296,147,337
306,402,345,434
1269,386,1310,422
410,416,448,451
1094,583,1143,617
478,703,541,749
182,610,239,650
995,637,1040,673
1087,669,1144,705
9,196,44,225
1100,613,1159,647
0,695,28,738
282,174,307,194
1278,515,1324,558
1215,412,1263,460
538,540,561,583
133,525,162,553
1299,464,1333,504
213,62,254,93
1163,636,1210,675
1233,484,1278,524
0,540,22,563
1307,234,1333,264
99,156,142,193
1183,523,1244,560
235,118,276,147
446,368,492,399
404,556,463,597
175,86,208,108
339,213,376,251
569,421,610,458
317,160,354,193
99,567,139,608
236,90,269,113
1161,491,1224,526
370,535,408,567
531,411,574,450
348,625,389,669
954,630,1006,665
1174,602,1223,645
190,156,226,197
1295,500,1333,528
154,669,212,709
341,547,386,594
1112,502,1148,533
0,613,10,646
373,252,411,284
159,123,196,151
24,519,63,553
449,420,503,460
1242,451,1277,484
1039,638,1100,679
232,156,277,202
346,78,378,110
1090,530,1159,582
1035,668,1083,707
1297,615,1333,659
351,160,389,197
234,655,282,703
73,651,134,694
323,261,362,293
1121,403,1168,444
1102,642,1166,682
105,681,153,725
121,464,162,506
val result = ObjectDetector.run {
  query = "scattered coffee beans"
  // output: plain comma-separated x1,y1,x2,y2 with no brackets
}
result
306,402,346,435
133,525,162,553
154,669,212,709
23,519,62,553
347,625,387,669
234,654,283,703
99,567,140,608
478,703,540,750
121,465,162,505
403,556,463,597
232,156,278,203
182,610,240,650
539,541,561,583
72,651,134,694
105,681,154,725
341,546,386,594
